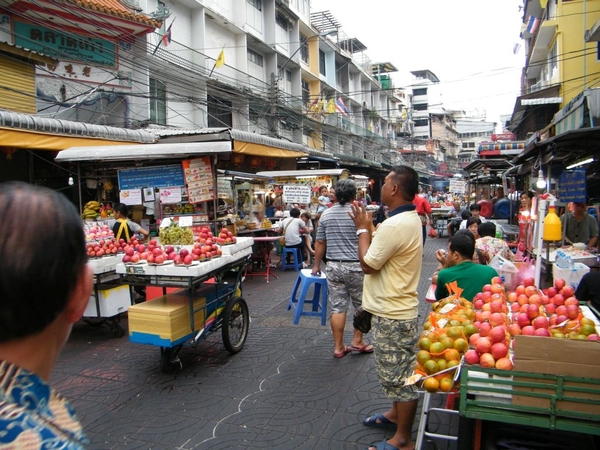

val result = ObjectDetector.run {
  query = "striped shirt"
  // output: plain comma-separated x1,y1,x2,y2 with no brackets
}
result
316,203,359,261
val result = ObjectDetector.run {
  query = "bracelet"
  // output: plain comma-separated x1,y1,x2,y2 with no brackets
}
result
356,228,370,236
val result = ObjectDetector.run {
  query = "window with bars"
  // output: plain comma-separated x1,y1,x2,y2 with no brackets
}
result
149,77,166,125
300,33,309,63
301,79,310,105
247,49,264,67
319,50,325,76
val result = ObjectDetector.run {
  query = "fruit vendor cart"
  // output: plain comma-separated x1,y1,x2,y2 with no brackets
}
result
117,239,253,372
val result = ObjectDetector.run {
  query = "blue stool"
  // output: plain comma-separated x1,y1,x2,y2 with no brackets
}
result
281,247,301,271
287,269,328,325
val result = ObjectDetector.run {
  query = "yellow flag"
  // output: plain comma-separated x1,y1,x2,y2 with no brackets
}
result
540,0,548,8
327,99,336,114
215,49,225,68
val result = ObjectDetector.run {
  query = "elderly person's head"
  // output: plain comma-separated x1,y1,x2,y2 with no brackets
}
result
334,178,357,206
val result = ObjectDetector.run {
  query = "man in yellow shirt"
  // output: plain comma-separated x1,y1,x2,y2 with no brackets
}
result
349,165,422,450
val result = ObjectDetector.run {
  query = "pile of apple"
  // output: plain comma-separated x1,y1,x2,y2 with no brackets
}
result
86,238,119,258
508,277,598,341
121,239,223,265
85,224,114,241
465,277,514,371
214,227,237,245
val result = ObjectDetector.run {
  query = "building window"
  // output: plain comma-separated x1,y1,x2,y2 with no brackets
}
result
413,88,427,96
414,119,428,127
247,0,262,10
414,103,428,111
286,70,292,82
247,49,263,67
335,61,343,86
207,95,232,128
549,42,558,79
301,79,310,105
149,77,166,125
275,13,288,31
300,33,308,63
319,50,325,76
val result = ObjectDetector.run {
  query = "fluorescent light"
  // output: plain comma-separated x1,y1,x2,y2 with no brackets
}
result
566,158,594,170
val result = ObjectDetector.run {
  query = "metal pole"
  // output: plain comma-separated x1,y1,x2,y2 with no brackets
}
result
534,199,548,287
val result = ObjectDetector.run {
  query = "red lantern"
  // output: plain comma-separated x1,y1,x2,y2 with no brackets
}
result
0,147,17,160
249,156,261,168
232,154,244,166
264,157,277,170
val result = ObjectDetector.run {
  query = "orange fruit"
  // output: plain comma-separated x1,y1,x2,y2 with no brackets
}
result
423,377,440,393
446,326,462,339
439,377,454,392
453,338,469,353
436,359,448,371
580,324,596,336
446,360,460,369
417,350,431,366
423,321,432,330
444,349,461,362
419,337,433,351
423,359,439,375
439,336,455,350
429,342,445,355
464,324,478,337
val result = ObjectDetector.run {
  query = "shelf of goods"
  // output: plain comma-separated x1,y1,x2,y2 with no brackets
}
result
117,237,254,372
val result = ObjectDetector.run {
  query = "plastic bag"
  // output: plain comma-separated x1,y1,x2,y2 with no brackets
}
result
515,257,535,286
489,254,520,290
428,227,438,238
353,306,372,333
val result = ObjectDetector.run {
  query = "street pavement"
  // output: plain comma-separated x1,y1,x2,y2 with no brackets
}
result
55,232,458,450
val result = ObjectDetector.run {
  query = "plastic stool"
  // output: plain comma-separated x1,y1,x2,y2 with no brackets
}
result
281,247,301,271
286,269,327,325
415,391,459,450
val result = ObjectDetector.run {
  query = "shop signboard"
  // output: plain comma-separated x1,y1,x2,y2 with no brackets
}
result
558,169,586,203
119,189,142,205
118,165,185,190
449,179,466,194
283,185,311,205
182,157,214,204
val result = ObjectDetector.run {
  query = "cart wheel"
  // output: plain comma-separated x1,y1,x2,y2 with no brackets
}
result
160,347,182,373
109,320,125,338
222,297,249,354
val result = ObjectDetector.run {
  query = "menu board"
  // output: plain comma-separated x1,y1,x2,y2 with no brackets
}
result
283,184,312,204
118,165,185,190
558,169,586,203
182,157,214,204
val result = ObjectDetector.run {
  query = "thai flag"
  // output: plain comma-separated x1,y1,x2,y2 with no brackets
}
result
526,16,540,35
335,97,348,116
162,23,172,47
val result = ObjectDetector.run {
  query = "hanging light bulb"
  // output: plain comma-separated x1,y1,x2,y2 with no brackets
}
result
535,169,546,190
68,176,74,186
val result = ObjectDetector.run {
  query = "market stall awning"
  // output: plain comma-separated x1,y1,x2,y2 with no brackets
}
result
55,141,231,162
0,110,156,150
145,127,307,158
257,169,351,178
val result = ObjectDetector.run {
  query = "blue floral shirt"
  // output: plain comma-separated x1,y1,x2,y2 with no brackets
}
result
0,360,89,448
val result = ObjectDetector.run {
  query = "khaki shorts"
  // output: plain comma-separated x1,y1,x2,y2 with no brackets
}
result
372,316,419,402
326,261,364,315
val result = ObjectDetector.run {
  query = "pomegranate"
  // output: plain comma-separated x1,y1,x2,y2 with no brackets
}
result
479,353,496,368
491,342,508,359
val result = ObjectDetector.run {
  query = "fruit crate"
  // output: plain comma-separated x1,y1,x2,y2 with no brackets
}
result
459,365,600,436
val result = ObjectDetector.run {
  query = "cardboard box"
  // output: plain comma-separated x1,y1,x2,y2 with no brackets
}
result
85,284,131,318
512,335,600,416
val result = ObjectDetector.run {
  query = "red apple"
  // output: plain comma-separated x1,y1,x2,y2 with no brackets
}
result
554,278,566,290
532,316,549,329
534,328,551,337
479,353,496,368
546,287,558,298
489,326,506,344
475,337,492,354
465,349,480,365
523,277,535,287
496,357,513,371
491,342,508,359
522,325,535,336
183,255,193,265
561,286,575,299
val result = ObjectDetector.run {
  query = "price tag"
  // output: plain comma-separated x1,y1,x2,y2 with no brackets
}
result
437,318,449,328
179,216,193,227
439,303,456,315
126,265,146,275
404,373,423,387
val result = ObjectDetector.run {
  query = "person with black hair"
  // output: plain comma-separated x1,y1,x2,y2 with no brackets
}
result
112,203,149,242
281,207,309,267
0,182,92,447
313,179,371,358
465,216,482,240
435,230,498,302
460,203,486,230
349,166,422,450
476,222,514,265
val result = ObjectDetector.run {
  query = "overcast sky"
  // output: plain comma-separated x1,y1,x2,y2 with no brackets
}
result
310,0,526,128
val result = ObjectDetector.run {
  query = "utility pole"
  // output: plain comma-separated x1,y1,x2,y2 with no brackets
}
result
268,72,279,137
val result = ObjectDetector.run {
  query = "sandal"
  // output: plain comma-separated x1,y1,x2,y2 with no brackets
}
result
333,347,351,358
349,344,374,354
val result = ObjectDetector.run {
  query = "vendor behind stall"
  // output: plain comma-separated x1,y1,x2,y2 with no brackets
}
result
560,202,598,248
112,203,149,242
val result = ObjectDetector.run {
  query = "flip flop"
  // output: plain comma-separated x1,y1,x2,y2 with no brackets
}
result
362,413,396,430
364,439,400,450
333,347,351,358
349,343,374,354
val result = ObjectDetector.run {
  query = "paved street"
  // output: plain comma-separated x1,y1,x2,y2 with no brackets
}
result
55,233,458,450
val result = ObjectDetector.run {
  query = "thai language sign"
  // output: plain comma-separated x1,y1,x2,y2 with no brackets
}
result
558,169,586,203
283,185,311,205
14,21,116,67
118,165,185,190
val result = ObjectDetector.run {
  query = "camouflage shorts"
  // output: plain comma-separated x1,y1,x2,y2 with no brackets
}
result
326,261,364,314
372,316,419,402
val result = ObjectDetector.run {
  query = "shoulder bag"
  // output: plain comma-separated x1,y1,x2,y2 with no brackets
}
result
279,219,292,247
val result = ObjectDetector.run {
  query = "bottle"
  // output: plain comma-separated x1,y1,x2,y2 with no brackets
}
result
543,202,562,242
495,229,503,239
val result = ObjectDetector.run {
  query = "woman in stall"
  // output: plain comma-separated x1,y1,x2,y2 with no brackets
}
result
112,203,149,242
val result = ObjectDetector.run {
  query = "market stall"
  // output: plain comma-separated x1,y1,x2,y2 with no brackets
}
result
56,141,255,370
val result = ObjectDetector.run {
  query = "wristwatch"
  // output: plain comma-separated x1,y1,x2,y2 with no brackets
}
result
356,228,370,236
